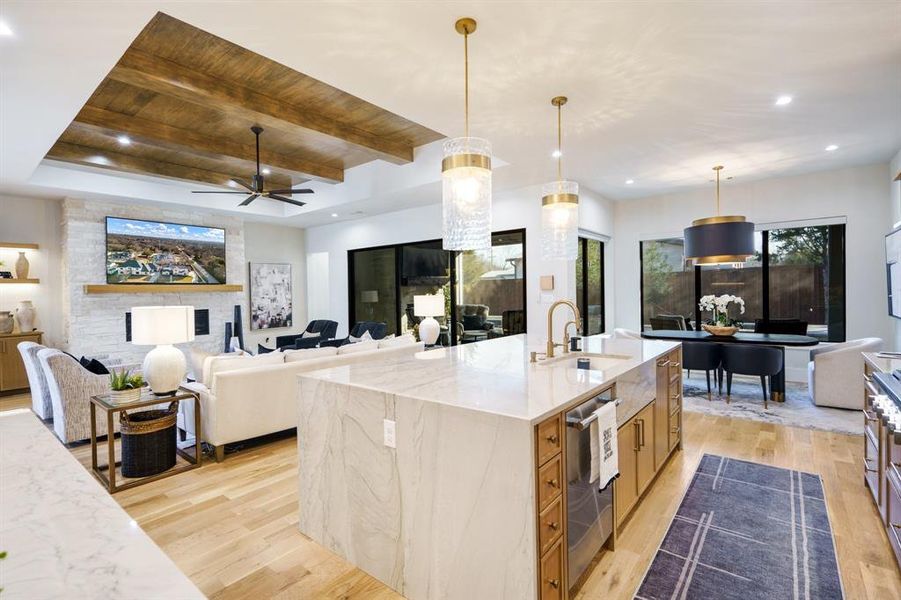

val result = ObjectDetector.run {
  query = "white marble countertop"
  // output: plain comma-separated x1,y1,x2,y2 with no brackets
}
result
299,334,679,424
0,409,205,600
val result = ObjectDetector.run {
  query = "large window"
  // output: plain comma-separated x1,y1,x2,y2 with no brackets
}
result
640,223,846,341
349,229,526,345
576,237,605,335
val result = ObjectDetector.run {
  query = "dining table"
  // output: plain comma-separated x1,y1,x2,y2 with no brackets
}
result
639,330,819,402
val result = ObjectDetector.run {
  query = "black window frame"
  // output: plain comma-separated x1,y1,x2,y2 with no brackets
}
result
576,236,606,335
347,228,528,344
640,223,847,342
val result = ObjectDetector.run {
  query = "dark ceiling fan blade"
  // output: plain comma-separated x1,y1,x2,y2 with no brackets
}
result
231,178,255,192
191,191,254,194
266,193,307,207
267,188,315,194
238,194,260,207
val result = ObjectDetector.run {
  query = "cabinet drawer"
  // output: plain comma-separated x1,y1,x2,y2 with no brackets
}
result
538,455,563,512
669,391,682,415
669,413,681,450
539,538,564,600
864,431,880,506
887,468,901,566
536,414,562,466
538,496,564,556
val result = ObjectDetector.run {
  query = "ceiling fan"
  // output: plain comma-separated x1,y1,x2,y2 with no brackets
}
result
191,125,313,207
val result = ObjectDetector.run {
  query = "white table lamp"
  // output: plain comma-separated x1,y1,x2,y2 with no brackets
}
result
131,306,195,395
414,293,445,345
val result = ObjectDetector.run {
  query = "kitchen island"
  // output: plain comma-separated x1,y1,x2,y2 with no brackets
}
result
297,334,682,600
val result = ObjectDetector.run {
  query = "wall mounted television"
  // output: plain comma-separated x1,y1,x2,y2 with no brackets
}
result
106,217,226,284
888,225,901,320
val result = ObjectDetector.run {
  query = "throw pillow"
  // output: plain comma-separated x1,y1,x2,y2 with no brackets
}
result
283,346,339,363
337,339,380,355
462,314,485,330
79,356,110,375
301,330,321,338
257,344,275,354
378,333,417,349
348,330,374,344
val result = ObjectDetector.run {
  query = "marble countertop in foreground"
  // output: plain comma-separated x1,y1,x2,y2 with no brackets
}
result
299,334,679,424
0,409,204,600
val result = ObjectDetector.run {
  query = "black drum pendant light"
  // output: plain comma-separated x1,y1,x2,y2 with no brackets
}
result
684,165,755,265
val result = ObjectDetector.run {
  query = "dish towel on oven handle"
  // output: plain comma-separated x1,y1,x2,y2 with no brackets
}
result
588,399,619,491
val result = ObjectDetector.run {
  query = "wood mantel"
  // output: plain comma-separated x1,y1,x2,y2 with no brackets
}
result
84,284,242,294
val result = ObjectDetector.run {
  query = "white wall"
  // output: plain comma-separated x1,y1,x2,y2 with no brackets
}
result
243,222,307,351
614,162,895,350
0,195,64,347
890,150,901,351
305,183,615,343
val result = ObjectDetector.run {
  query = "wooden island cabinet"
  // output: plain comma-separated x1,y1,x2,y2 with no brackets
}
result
0,331,42,393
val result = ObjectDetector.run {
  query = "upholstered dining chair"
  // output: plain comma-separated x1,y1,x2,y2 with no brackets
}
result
682,342,722,397
38,348,116,444
720,344,783,409
17,341,53,420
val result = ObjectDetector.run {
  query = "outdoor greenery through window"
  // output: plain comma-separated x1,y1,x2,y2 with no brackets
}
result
640,224,846,341
576,237,605,335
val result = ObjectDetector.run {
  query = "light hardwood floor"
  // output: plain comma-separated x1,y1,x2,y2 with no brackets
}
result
4,392,900,599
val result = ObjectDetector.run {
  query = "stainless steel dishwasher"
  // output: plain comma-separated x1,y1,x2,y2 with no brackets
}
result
565,387,616,587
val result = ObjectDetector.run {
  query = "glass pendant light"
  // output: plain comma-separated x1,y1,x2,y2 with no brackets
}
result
442,17,492,251
683,165,755,265
541,96,579,260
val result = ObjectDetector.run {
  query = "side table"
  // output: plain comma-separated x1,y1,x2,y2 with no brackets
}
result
89,387,201,493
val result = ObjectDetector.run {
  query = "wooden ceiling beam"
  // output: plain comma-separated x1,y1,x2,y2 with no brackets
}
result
46,141,292,190
72,105,344,184
109,49,414,165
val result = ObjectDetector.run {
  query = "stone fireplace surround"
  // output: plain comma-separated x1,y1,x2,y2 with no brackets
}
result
61,198,246,365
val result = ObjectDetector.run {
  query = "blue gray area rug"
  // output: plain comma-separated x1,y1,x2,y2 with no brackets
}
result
635,454,844,599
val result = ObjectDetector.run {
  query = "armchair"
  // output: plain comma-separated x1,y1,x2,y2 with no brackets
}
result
321,321,388,348
808,337,883,409
455,304,493,342
38,348,117,444
272,320,339,350
17,341,53,419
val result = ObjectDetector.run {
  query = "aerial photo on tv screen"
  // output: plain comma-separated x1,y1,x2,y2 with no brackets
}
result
106,217,226,284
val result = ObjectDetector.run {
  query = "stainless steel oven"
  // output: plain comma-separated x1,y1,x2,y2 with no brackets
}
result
565,387,616,587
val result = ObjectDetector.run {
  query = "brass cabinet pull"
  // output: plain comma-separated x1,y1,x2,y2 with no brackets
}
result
546,434,559,444
864,458,878,473
670,362,681,369
639,419,646,447
548,579,560,589
547,521,559,530
633,421,641,452
546,478,559,488
672,426,680,434
863,409,879,422
892,523,901,530
657,360,670,368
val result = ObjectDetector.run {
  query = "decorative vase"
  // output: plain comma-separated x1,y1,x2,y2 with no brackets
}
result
15,300,35,332
702,324,739,337
0,312,13,335
15,252,29,279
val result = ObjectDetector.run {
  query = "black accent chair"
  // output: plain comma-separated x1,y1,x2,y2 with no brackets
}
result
650,315,688,331
754,318,808,335
720,344,783,408
274,320,339,350
682,342,722,396
321,321,388,348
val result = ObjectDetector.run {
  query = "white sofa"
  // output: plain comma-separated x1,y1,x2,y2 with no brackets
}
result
181,337,424,460
807,337,883,409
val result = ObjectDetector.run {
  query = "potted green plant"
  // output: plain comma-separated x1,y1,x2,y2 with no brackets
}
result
108,369,145,403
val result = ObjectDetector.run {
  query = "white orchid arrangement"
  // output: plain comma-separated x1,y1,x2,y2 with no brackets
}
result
699,294,745,326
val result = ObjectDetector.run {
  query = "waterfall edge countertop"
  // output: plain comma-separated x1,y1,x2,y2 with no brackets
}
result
298,333,680,425
0,409,204,600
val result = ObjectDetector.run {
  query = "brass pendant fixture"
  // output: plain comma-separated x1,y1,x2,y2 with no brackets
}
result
683,165,755,265
441,17,492,251
541,96,579,260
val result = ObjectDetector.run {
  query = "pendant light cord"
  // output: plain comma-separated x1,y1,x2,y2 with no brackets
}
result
464,30,469,139
557,102,563,182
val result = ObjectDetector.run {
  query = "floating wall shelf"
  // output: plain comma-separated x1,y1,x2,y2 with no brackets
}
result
0,279,40,284
0,243,40,250
84,284,243,295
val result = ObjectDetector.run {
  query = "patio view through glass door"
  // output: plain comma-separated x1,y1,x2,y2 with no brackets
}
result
576,237,605,335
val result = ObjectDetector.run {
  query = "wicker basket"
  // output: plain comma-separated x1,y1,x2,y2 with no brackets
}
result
120,402,177,478
702,324,739,337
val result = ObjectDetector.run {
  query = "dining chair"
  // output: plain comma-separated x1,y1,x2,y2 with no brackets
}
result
720,344,783,409
753,319,808,335
682,341,722,397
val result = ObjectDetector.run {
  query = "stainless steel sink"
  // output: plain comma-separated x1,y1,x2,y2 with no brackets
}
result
537,352,631,371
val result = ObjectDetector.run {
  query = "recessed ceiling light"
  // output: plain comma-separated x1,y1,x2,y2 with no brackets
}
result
0,21,13,36
117,135,131,146
227,179,237,188
775,95,793,106
625,179,634,185
552,150,562,159
261,167,271,175
331,213,338,218
825,144,839,152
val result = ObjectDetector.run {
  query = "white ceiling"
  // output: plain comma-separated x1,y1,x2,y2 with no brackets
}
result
1,1,899,227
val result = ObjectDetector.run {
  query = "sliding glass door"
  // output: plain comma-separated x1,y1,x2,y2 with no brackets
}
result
348,230,526,345
576,237,605,335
